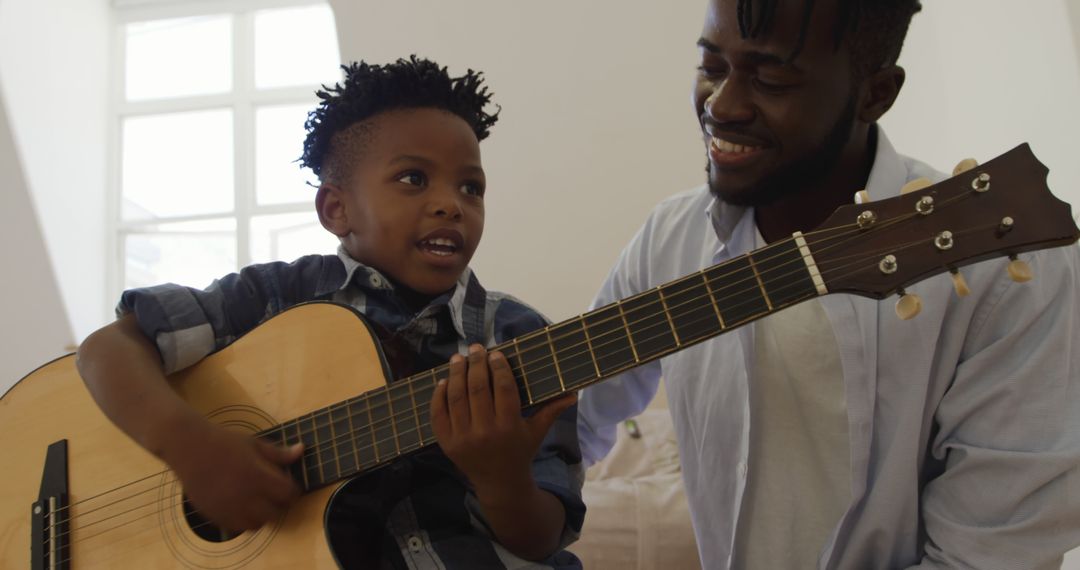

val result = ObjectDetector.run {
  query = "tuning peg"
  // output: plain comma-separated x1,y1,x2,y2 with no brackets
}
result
950,269,971,297
895,289,922,320
1007,256,1033,283
953,158,979,176
854,189,870,204
900,177,932,195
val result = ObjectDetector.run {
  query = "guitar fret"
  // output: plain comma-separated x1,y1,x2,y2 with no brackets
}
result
544,328,567,392
407,379,423,447
309,413,327,484
582,305,636,376
510,338,535,405
745,254,773,311
285,420,310,490
390,382,420,452
369,389,397,462
365,398,380,464
348,399,377,470
324,408,343,479
515,333,563,401
701,270,726,329
579,317,602,378
665,272,723,344
385,386,401,456
550,318,600,391
615,300,641,363
656,287,682,348
706,257,770,327
621,289,677,360
342,400,361,475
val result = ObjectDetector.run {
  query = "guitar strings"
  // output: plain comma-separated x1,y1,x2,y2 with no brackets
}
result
46,218,982,556
45,191,991,549
41,199,939,545
43,225,856,545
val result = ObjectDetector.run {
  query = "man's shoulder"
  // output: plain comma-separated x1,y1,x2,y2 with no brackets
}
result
648,185,713,220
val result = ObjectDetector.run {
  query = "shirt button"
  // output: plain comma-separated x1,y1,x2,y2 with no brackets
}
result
369,274,384,288
407,535,423,553
737,461,747,478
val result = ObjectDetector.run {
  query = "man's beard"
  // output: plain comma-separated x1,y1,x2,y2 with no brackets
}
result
707,95,858,207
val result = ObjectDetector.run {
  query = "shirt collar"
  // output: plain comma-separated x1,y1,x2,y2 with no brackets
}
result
334,245,482,341
862,127,907,201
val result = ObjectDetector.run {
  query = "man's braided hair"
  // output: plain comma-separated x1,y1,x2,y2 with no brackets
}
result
735,0,923,79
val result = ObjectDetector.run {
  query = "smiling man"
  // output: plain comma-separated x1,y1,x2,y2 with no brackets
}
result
577,0,1080,568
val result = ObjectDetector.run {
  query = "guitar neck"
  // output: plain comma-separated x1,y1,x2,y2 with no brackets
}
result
259,234,825,492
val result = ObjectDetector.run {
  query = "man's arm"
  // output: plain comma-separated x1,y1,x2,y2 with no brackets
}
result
910,248,1080,568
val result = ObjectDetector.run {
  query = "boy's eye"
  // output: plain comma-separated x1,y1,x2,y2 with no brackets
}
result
460,182,484,197
396,171,427,187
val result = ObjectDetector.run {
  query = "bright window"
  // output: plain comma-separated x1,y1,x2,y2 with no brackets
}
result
113,0,341,295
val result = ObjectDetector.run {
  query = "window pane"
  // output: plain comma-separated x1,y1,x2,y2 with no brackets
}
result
256,104,316,205
254,5,340,89
124,219,236,290
250,212,338,264
126,15,232,101
122,109,234,220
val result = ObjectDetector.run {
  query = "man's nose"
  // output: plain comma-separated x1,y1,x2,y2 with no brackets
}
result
704,78,755,124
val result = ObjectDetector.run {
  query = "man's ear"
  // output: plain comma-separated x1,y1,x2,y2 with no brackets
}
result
315,184,351,237
858,65,905,123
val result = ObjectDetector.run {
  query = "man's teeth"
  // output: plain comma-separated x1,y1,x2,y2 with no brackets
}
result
712,137,761,154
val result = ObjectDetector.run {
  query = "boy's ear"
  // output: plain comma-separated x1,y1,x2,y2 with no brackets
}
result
315,184,351,237
857,64,905,123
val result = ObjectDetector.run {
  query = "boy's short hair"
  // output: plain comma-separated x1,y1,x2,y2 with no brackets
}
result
300,55,500,184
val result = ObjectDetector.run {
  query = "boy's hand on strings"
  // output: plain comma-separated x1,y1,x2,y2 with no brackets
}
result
431,344,576,499
162,419,303,533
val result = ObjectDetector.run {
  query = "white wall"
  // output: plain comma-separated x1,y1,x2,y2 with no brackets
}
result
0,0,111,348
0,90,73,391
883,0,1080,214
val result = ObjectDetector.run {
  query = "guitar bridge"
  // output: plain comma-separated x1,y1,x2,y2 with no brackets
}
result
31,440,69,570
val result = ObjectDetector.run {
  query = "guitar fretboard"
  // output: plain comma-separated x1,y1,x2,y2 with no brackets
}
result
260,236,822,492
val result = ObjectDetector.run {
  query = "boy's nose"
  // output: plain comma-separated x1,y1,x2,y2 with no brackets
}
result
429,192,463,220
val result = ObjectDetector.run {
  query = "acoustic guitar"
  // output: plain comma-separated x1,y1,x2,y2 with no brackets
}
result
1,144,1077,568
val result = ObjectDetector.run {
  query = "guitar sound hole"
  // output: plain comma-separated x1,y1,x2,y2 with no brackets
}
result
182,494,240,543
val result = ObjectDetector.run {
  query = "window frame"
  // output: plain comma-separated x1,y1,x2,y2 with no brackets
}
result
108,0,336,304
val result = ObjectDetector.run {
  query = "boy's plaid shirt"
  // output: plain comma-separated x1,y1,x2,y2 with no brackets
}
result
118,247,585,569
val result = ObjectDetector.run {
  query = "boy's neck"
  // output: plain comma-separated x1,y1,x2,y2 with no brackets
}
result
387,277,446,314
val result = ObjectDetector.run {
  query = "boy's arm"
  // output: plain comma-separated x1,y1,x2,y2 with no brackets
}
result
77,314,303,532
431,345,577,561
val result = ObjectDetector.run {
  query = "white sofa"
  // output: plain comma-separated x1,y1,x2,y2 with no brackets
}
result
572,384,702,569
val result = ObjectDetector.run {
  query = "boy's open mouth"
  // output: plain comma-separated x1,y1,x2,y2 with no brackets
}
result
418,237,459,257
417,228,464,258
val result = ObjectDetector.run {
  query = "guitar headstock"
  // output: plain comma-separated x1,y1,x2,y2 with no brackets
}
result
808,143,1079,300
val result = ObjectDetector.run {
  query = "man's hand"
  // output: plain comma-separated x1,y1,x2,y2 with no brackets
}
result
162,419,303,533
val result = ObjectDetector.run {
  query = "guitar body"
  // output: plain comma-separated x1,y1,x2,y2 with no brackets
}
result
0,303,392,569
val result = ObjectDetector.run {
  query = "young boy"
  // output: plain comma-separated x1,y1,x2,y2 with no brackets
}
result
76,56,585,569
